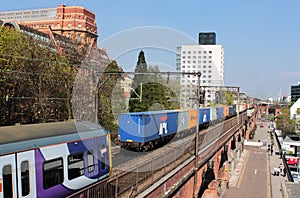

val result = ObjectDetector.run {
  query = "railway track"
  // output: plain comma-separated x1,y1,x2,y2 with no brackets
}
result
67,112,247,198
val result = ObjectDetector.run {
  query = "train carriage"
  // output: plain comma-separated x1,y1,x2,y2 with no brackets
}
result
0,121,112,198
118,110,179,150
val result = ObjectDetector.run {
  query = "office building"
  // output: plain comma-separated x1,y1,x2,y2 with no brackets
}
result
176,33,224,107
291,82,300,102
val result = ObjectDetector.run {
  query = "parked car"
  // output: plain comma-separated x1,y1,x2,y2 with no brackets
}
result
286,156,299,166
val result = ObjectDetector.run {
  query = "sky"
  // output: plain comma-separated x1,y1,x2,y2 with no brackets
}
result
1,0,300,100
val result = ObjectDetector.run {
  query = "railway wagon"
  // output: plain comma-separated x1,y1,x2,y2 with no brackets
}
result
209,106,224,120
0,121,112,198
118,110,179,150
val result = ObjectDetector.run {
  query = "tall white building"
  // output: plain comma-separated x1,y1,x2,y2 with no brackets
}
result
176,44,224,108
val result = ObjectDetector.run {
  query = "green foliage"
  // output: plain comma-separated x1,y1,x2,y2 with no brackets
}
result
129,82,179,112
98,60,126,140
0,26,76,125
275,106,295,134
131,50,147,89
129,51,180,112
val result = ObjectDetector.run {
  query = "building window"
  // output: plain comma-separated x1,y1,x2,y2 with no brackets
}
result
68,23,72,27
77,34,81,42
209,51,212,54
78,23,82,28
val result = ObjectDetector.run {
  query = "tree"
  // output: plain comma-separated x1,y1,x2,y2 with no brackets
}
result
276,105,295,135
98,60,125,140
131,50,147,89
0,26,76,125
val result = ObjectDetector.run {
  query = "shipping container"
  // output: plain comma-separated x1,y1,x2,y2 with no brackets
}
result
216,106,224,119
229,105,236,115
199,108,211,124
188,109,198,129
118,110,179,143
177,110,189,132
210,107,217,121
223,105,229,117
244,103,247,110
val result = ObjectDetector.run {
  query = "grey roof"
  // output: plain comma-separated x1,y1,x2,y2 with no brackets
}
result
0,120,109,155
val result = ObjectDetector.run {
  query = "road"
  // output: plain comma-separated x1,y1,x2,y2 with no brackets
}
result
224,146,268,198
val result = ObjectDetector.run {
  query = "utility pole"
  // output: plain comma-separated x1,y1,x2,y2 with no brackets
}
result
193,72,201,197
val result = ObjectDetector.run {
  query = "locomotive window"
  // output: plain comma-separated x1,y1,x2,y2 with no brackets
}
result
43,158,64,189
68,152,84,180
2,165,13,198
87,150,95,172
21,161,30,196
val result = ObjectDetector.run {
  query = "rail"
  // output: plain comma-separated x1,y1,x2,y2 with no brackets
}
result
67,111,247,198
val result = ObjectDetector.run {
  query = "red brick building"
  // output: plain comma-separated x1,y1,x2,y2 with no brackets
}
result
0,4,98,48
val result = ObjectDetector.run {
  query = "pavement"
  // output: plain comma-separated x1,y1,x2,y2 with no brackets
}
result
223,121,287,198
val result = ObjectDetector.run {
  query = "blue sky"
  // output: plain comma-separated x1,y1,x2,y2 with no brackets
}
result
1,0,300,100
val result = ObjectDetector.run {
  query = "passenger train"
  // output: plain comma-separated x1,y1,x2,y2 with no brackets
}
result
118,104,254,151
0,121,112,198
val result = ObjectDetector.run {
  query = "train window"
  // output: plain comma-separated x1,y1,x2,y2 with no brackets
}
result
87,150,95,172
21,161,30,196
68,152,84,180
2,165,13,198
101,145,108,170
43,158,64,189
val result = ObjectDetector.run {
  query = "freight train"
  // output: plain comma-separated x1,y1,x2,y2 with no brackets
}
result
118,104,253,151
0,121,112,198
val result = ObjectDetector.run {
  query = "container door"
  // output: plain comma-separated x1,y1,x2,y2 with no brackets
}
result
0,154,17,198
16,150,37,197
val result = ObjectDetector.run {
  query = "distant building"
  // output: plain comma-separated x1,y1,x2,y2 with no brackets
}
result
290,98,300,133
0,4,98,48
291,82,300,102
176,33,224,107
198,32,216,45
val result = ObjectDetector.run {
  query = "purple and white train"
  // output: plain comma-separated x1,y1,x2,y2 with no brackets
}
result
0,121,112,198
